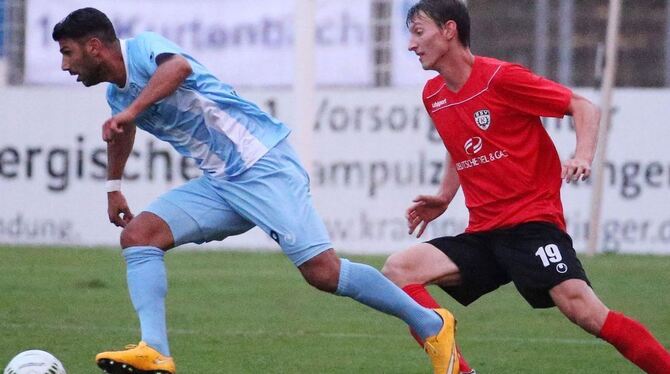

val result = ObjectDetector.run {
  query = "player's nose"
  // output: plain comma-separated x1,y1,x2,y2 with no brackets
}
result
408,39,418,52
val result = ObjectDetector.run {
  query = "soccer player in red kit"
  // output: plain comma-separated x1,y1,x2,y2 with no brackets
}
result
381,0,670,372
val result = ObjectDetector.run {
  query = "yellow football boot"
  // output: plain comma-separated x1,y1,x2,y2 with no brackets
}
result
95,341,175,374
424,308,459,374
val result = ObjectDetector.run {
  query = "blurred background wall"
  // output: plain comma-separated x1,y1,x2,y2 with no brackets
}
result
3,0,670,88
1,0,669,254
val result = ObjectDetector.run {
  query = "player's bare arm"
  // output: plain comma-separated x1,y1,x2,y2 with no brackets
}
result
102,54,192,142
562,92,601,183
106,124,136,227
407,151,461,238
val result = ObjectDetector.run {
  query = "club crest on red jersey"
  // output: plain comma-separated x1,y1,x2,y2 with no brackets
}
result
474,109,491,130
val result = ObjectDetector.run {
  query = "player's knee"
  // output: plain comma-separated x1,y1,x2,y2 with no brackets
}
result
555,290,583,318
119,224,150,249
119,213,175,250
382,252,414,284
553,283,605,334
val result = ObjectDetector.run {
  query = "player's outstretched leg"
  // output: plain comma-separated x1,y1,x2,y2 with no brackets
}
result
300,251,458,374
552,279,670,374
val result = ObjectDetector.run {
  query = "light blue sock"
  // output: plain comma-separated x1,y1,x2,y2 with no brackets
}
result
123,246,170,356
335,258,443,341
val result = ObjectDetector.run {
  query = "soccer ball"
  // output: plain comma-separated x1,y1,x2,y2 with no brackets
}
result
3,350,66,374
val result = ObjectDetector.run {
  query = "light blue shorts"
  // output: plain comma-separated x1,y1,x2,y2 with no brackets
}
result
144,140,333,266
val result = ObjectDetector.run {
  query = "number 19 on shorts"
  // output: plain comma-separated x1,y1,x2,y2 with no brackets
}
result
535,244,562,267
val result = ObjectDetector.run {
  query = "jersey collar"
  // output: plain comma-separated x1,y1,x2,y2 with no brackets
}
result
115,39,130,92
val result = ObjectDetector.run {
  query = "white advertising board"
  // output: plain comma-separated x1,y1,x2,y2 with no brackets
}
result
25,0,372,86
1,87,669,254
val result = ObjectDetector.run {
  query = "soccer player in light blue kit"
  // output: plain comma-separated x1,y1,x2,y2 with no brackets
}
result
53,8,460,374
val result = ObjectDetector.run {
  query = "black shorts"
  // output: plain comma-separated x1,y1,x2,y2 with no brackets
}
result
427,221,591,309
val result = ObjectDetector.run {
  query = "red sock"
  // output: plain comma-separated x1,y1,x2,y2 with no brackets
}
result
599,311,670,374
402,284,473,373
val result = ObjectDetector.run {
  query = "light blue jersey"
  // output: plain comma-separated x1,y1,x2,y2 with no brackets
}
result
106,32,290,178
83,23,441,366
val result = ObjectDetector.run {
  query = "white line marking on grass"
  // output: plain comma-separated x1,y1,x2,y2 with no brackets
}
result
2,321,605,346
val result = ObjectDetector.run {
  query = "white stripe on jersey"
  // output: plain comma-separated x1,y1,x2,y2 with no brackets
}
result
172,89,269,173
181,130,225,177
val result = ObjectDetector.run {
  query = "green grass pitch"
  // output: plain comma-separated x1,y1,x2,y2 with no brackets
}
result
1,245,669,373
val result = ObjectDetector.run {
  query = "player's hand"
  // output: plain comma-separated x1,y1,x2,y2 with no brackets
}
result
406,194,449,238
561,157,592,183
107,191,134,227
102,110,135,142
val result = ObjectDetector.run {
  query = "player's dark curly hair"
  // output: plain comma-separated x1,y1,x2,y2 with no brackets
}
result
406,0,470,47
52,7,117,44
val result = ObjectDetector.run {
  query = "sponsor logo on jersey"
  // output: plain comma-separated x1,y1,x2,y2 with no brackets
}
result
457,137,509,171
464,137,483,155
474,109,491,130
431,98,448,109
556,263,568,273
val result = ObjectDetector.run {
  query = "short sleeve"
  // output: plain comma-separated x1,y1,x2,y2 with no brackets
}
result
131,32,185,77
492,64,572,118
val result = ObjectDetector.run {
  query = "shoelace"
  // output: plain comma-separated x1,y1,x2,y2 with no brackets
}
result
124,344,139,350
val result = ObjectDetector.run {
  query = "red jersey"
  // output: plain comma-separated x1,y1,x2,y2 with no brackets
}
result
423,56,572,233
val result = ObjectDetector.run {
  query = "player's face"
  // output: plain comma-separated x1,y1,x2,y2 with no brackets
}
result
58,38,105,87
408,12,450,71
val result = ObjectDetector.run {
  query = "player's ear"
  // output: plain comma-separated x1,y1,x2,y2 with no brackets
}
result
442,20,457,41
86,37,104,56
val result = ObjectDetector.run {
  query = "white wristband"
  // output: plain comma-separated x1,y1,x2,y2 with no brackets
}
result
105,179,122,192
